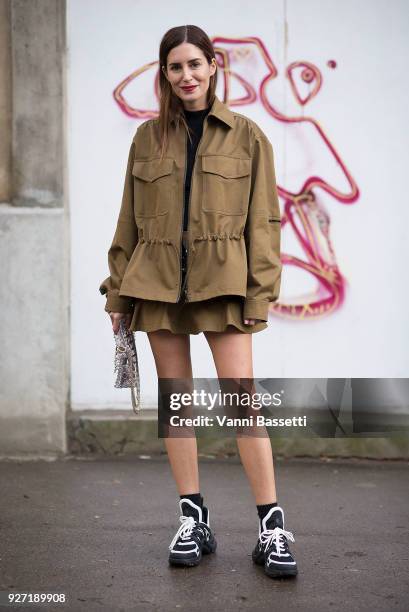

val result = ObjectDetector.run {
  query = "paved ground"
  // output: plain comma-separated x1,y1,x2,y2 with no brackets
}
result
0,454,408,612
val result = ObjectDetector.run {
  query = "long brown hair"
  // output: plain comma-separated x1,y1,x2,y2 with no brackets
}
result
158,25,218,159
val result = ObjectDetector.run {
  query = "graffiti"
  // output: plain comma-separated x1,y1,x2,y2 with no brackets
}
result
113,36,360,320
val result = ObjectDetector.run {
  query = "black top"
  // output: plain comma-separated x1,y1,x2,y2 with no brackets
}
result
182,105,211,230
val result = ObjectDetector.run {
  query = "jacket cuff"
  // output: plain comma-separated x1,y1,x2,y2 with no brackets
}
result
104,294,135,314
243,298,270,321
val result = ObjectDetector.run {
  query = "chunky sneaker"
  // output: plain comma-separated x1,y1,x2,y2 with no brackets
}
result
168,498,217,567
252,505,298,578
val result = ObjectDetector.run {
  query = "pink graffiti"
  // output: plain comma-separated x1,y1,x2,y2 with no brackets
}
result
287,61,322,106
112,36,359,321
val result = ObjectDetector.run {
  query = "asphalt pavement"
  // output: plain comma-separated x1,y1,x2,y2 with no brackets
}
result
0,454,408,611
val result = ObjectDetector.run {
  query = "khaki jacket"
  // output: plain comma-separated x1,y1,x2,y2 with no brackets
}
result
99,95,282,321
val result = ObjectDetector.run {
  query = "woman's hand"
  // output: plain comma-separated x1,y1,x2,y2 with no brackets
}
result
108,311,133,334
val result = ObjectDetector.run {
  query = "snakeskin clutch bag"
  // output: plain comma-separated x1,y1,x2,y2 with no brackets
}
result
113,318,140,414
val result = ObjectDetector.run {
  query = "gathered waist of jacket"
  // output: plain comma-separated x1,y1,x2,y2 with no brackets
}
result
139,230,245,247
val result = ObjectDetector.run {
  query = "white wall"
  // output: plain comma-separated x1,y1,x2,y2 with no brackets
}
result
68,0,409,410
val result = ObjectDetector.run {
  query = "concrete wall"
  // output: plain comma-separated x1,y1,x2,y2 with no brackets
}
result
0,0,68,455
0,1,407,459
0,0,11,201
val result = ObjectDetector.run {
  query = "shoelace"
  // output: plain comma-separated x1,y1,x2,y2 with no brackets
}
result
260,527,295,557
169,515,199,551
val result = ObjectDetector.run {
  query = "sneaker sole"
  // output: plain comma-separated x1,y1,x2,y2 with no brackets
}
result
265,565,298,578
252,550,297,578
168,553,202,567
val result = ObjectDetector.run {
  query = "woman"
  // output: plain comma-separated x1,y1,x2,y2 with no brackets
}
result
100,25,297,579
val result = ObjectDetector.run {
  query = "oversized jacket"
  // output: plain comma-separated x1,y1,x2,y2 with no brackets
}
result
99,94,282,322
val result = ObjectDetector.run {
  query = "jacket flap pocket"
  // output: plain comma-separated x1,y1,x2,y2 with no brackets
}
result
202,156,251,179
268,215,281,222
132,158,174,182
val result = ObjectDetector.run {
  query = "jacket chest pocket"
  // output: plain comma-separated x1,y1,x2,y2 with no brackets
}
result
201,155,251,215
132,158,174,218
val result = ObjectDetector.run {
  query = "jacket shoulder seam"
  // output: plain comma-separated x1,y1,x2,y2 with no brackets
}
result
230,113,271,152
134,117,157,137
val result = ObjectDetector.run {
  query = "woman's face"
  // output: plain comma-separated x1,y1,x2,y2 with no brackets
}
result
163,42,216,110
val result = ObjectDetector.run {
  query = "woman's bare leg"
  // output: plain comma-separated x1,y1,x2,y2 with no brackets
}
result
203,328,277,505
147,329,199,496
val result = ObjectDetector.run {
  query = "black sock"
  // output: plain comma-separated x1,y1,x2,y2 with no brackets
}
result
257,502,278,520
180,493,203,507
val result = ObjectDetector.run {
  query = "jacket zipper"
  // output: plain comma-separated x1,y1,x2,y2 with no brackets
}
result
177,117,209,303
177,128,188,303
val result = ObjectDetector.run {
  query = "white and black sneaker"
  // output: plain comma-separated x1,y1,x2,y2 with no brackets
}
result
168,498,217,567
252,505,298,578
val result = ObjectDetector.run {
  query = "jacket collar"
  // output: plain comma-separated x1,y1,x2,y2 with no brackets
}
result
207,95,235,128
171,94,235,129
